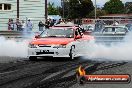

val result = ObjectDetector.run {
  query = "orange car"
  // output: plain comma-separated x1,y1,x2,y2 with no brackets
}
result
28,26,94,60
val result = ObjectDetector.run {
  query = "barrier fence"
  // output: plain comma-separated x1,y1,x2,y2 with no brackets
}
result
0,30,127,44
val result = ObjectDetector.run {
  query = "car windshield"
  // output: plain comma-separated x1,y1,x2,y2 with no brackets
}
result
103,27,127,32
40,28,74,38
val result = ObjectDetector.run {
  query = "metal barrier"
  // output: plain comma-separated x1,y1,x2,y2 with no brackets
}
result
0,31,126,44
0,31,36,39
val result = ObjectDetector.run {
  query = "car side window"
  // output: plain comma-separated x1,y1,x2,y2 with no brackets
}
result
116,27,126,32
103,27,115,33
102,28,108,32
107,28,115,32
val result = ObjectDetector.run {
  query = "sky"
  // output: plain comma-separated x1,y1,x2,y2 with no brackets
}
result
48,0,131,7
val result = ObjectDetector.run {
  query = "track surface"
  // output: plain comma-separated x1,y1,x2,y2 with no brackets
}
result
0,57,131,88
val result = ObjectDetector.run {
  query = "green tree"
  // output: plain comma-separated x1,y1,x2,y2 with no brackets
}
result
48,3,60,15
125,2,132,14
88,8,107,18
68,0,94,19
60,0,70,18
103,0,125,14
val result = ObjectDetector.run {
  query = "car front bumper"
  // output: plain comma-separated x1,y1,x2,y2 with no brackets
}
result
28,47,71,58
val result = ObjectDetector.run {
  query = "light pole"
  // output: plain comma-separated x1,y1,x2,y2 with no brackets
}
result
17,0,19,19
61,0,65,18
95,0,97,20
45,0,48,20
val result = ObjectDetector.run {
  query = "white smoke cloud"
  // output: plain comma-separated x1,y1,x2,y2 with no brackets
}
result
0,32,132,61
0,37,28,58
83,32,132,61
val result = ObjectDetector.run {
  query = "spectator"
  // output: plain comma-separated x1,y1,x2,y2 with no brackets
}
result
50,19,55,27
74,19,78,24
26,19,33,31
9,19,14,30
21,20,26,31
15,18,22,31
48,18,54,27
67,19,73,24
114,21,119,25
53,19,56,25
45,19,50,29
8,19,12,30
38,21,44,31
95,20,100,32
56,19,62,24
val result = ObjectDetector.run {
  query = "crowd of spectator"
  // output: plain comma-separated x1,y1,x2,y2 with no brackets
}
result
8,18,33,31
39,18,73,30
7,18,73,31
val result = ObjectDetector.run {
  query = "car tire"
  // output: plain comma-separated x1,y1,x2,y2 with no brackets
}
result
69,45,75,60
29,56,37,61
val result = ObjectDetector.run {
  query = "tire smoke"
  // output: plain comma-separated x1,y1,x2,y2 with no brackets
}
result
83,32,132,61
0,37,28,58
0,32,132,61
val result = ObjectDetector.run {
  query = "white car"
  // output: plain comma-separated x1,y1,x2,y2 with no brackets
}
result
28,26,94,60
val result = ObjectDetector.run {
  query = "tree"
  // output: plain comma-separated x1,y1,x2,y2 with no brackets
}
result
88,8,107,18
68,0,94,19
48,3,60,15
125,2,132,14
60,0,70,18
103,0,125,14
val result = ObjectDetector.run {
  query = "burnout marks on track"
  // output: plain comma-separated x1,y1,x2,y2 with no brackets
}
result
36,61,128,88
0,57,87,88
0,57,128,88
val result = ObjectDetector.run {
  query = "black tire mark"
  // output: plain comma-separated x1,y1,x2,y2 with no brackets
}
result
0,59,88,87
23,61,90,88
37,62,127,88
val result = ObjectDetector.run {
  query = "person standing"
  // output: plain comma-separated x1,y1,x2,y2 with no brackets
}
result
38,21,44,31
44,19,50,29
21,20,26,31
10,19,14,30
15,18,22,31
56,19,62,25
50,19,55,27
8,19,11,30
26,19,33,31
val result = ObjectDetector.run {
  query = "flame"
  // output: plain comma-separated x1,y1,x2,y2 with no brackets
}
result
77,65,86,76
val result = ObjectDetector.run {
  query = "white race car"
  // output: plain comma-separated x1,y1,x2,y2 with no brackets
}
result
28,26,94,60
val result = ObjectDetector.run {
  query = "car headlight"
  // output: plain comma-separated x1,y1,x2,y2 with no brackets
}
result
28,44,37,48
53,45,66,48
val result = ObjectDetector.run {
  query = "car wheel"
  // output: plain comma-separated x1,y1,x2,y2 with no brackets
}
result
69,45,75,60
29,56,37,61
